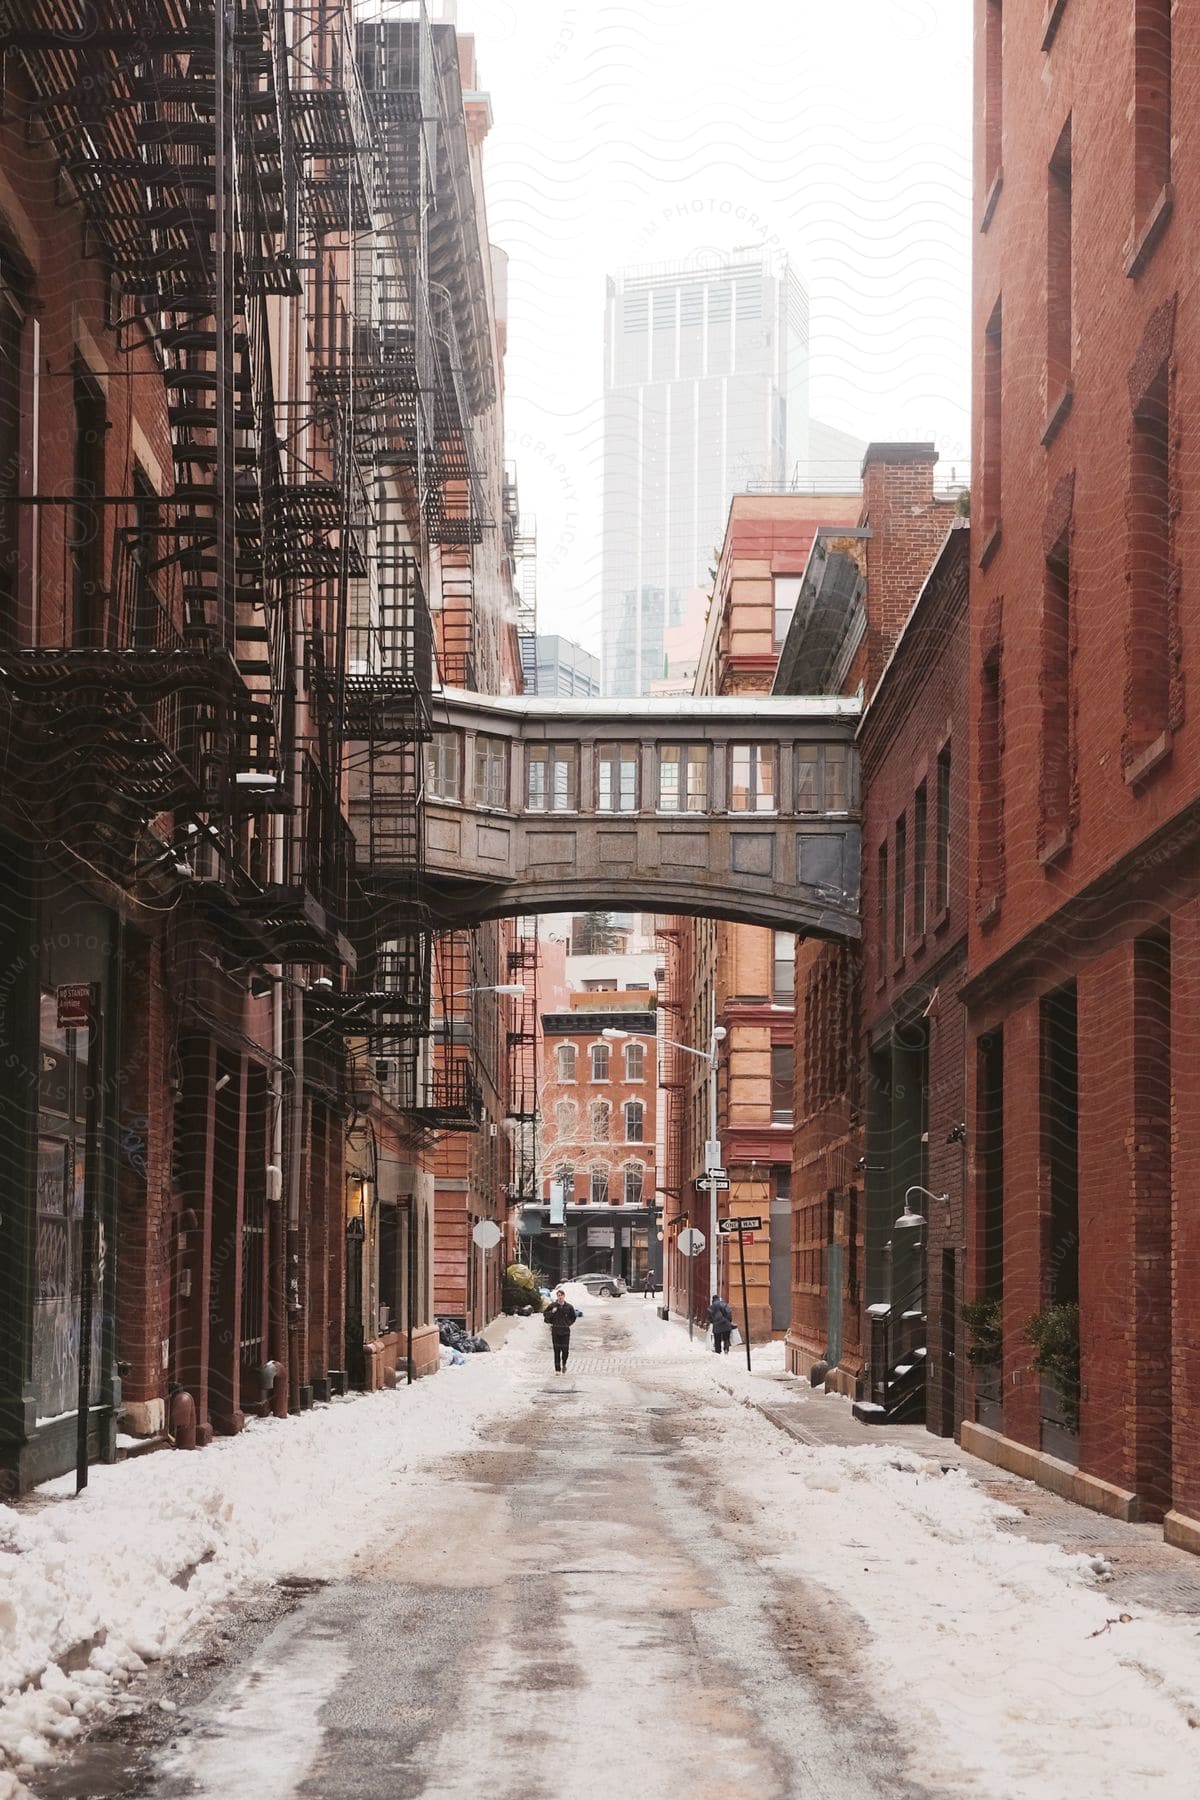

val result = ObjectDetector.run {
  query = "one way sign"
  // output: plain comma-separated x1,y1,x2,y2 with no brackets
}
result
718,1216,761,1234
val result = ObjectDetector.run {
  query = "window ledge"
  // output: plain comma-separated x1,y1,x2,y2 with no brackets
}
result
931,904,951,937
1037,824,1073,868
1041,0,1068,50
980,166,1004,234
976,893,1002,928
1041,381,1074,448
1125,184,1174,281
909,930,927,958
978,521,1003,570
1124,729,1173,788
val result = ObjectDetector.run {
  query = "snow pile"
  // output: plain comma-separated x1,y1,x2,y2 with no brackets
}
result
0,1341,537,1790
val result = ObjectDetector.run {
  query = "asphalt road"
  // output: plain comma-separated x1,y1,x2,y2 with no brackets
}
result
43,1308,945,1800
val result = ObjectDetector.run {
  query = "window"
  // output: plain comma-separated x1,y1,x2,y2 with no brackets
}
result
1133,0,1172,227
729,743,776,812
1041,533,1072,840
624,1100,644,1142
624,1163,644,1206
426,732,460,801
590,1167,609,1205
72,365,106,646
773,932,796,1001
526,744,578,811
893,811,907,961
1047,118,1073,405
1128,364,1171,755
556,1043,576,1083
590,1043,610,1081
624,1041,645,1081
984,0,1002,192
795,743,856,813
979,652,1004,903
773,575,802,651
658,744,708,812
0,258,25,646
876,840,889,978
590,1100,611,1141
474,735,507,809
554,1099,576,1138
597,742,638,812
982,299,1002,534
771,1044,794,1124
936,744,952,913
913,783,928,939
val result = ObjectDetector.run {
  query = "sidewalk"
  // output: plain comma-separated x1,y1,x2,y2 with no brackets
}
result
725,1358,1200,1618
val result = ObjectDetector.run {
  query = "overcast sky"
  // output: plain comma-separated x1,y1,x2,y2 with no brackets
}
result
448,0,972,652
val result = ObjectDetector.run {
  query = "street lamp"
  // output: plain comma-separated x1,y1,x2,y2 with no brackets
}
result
660,1027,726,1312
450,983,527,997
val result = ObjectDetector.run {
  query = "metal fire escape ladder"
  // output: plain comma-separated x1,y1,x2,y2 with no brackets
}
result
505,937,539,1205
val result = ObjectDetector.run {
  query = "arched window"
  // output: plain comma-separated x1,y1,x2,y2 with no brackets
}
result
590,1100,611,1141
624,1041,645,1082
590,1043,610,1081
623,1162,644,1206
554,1099,576,1138
556,1042,577,1082
623,1100,644,1143
589,1166,609,1205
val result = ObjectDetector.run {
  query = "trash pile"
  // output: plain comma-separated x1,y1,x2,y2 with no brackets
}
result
436,1317,492,1366
502,1261,546,1316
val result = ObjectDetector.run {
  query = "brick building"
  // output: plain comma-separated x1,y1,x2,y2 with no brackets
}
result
857,521,970,1433
964,0,1200,1552
774,447,959,1391
529,991,659,1285
658,491,861,1339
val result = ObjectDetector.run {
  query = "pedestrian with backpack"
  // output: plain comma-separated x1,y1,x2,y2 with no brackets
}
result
707,1293,734,1354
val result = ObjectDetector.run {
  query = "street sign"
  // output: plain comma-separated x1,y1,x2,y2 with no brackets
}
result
472,1220,502,1250
704,1139,721,1170
677,1228,705,1257
696,1174,730,1192
56,984,92,1030
718,1216,762,1234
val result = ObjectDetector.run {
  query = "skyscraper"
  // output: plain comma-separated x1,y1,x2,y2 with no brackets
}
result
601,253,812,696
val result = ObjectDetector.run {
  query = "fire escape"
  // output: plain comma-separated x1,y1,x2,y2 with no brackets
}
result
506,935,539,1206
0,2,356,975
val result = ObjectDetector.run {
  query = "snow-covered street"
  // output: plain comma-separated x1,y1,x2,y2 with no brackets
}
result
6,1293,1200,1799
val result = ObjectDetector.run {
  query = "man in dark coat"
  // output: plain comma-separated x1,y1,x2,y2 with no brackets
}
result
707,1294,734,1354
544,1288,578,1373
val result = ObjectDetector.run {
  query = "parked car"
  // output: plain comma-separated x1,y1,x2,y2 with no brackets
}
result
573,1272,628,1298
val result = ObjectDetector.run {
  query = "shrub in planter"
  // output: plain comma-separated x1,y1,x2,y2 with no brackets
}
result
960,1296,1003,1369
1024,1301,1081,1432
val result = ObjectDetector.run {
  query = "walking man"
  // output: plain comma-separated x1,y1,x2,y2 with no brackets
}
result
642,1269,658,1300
707,1293,733,1355
544,1287,578,1374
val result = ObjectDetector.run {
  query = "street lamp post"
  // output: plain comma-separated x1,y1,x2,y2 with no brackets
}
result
616,1024,726,1323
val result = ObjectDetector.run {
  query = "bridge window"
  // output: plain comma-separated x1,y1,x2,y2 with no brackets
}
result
624,1041,645,1081
426,731,460,801
624,1162,645,1206
597,742,639,812
474,734,508,809
624,1099,645,1142
591,1100,611,1141
729,743,776,812
526,744,578,812
658,744,708,812
556,1043,576,1083
590,1043,610,1082
795,743,855,813
590,1166,609,1205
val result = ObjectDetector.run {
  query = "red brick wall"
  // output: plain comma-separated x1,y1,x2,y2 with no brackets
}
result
966,0,1200,1529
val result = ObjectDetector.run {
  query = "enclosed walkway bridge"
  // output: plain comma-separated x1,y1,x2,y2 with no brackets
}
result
405,691,863,936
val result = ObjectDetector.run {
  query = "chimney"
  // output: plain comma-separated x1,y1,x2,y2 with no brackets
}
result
858,443,942,686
